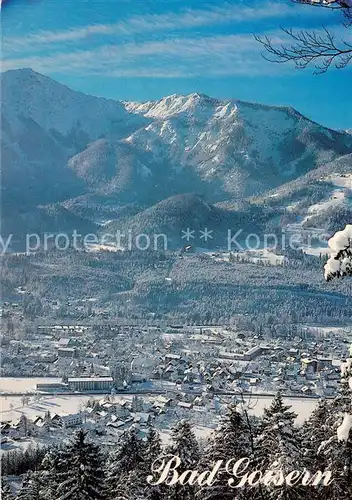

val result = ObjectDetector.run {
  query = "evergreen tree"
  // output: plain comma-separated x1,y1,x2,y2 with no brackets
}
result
255,393,304,500
300,399,334,471
335,357,352,413
167,420,200,470
318,429,352,500
165,419,200,500
16,472,44,500
18,415,30,437
142,426,166,500
144,426,162,469
108,426,166,500
108,469,145,500
106,426,146,500
55,429,105,500
40,445,65,499
317,358,352,499
197,404,251,500
1,480,13,500
2,445,46,476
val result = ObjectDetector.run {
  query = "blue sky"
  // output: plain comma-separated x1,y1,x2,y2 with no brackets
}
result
2,0,351,130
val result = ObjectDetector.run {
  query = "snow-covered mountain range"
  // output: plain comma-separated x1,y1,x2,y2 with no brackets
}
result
1,68,351,241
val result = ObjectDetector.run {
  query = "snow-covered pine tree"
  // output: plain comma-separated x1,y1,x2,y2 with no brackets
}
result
144,426,162,469
167,419,200,471
335,356,352,414
39,445,65,499
105,426,146,500
43,411,51,432
142,426,168,499
255,392,304,500
317,356,352,499
197,404,251,500
1,479,13,500
41,445,61,472
165,419,200,500
109,468,147,500
17,415,30,437
16,471,45,500
55,429,105,500
300,399,334,471
109,426,165,500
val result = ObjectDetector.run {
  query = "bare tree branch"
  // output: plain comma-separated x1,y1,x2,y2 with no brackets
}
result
255,1,352,73
293,0,352,26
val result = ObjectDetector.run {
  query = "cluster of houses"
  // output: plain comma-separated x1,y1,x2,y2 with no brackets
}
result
147,335,343,397
1,411,83,444
1,322,350,456
1,320,348,399
1,392,216,449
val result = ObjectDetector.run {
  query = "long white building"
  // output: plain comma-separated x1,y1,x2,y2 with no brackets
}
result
67,377,114,392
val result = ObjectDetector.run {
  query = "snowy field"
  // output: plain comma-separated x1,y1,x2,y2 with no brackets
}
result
325,173,352,189
86,243,123,252
283,173,351,258
0,377,62,394
239,395,317,424
201,249,286,266
0,394,132,422
303,325,351,338
0,392,318,426
305,188,346,221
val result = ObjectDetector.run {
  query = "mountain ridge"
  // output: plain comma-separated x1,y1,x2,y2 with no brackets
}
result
1,68,351,246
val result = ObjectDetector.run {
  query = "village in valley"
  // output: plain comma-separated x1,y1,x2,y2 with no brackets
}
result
1,295,351,455
2,0,352,497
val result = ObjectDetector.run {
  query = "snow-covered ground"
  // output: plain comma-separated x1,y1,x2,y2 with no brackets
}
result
282,172,351,258
0,377,62,394
240,249,286,265
325,173,352,189
303,324,352,338
86,243,123,253
199,249,286,265
0,394,132,422
304,188,346,224
0,375,331,454
160,425,213,444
